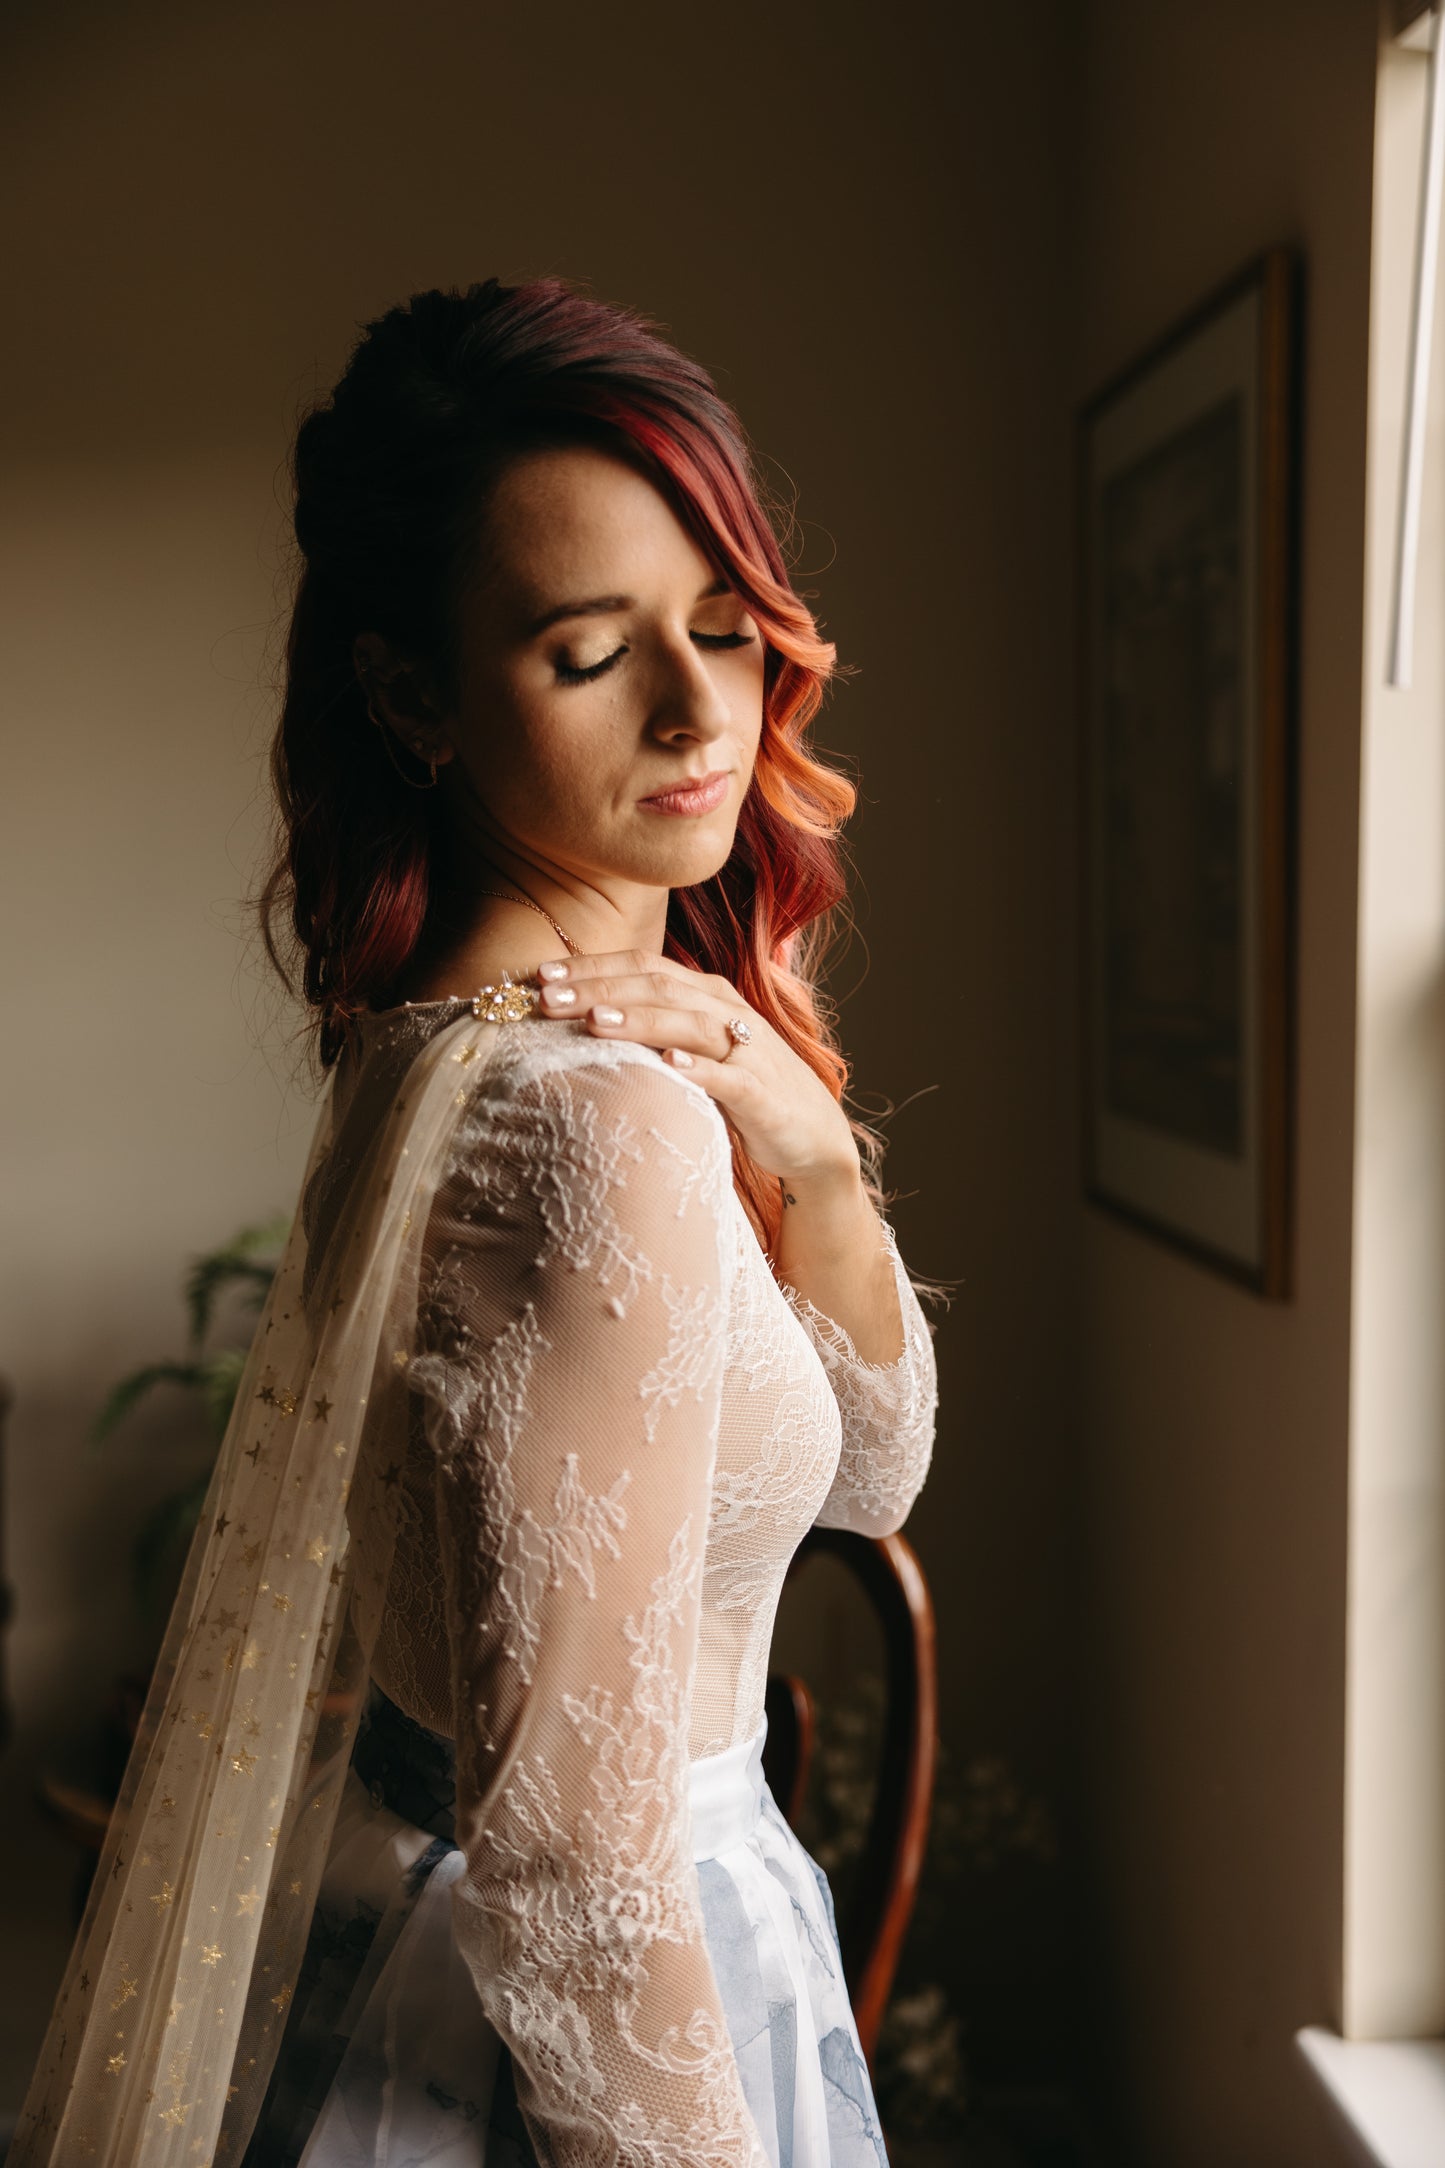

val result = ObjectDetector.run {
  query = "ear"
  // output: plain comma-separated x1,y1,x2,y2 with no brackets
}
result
352,633,455,768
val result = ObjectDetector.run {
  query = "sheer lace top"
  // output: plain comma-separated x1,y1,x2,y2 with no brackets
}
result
317,1004,938,2165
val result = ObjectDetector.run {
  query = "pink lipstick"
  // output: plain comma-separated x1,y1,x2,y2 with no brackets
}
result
638,770,731,817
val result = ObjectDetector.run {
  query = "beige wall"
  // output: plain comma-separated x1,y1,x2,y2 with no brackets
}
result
0,0,1083,2124
1067,0,1378,2160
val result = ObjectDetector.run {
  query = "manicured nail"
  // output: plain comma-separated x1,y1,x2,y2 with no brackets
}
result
540,984,577,1008
667,1048,694,1068
591,1005,624,1027
537,959,570,982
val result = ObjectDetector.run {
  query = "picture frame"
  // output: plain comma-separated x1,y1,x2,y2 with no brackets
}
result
1076,246,1301,1297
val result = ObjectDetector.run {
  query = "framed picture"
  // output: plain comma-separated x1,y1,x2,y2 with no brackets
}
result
1076,247,1300,1297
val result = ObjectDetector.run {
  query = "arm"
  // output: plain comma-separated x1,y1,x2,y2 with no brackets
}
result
782,1222,937,1539
522,945,940,1541
409,1043,768,2166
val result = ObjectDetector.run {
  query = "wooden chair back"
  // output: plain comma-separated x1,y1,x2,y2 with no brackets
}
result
762,1524,937,2069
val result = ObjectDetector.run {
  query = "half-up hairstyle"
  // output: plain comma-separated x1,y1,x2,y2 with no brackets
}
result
260,275,874,1248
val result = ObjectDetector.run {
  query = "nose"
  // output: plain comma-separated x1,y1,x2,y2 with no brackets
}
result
646,630,733,748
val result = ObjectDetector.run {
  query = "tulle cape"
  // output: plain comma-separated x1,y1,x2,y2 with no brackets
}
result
12,1005,501,2166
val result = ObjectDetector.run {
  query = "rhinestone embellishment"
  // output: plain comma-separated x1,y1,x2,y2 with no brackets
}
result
472,974,541,1024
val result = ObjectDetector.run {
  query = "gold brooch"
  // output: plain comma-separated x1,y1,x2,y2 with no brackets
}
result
471,973,541,1024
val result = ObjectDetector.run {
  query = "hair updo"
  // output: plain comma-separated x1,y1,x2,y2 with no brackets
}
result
260,275,870,1245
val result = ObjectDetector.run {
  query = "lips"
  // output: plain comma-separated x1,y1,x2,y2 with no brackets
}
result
638,770,731,816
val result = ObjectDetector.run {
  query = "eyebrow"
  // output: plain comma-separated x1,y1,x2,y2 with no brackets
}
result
524,573,732,639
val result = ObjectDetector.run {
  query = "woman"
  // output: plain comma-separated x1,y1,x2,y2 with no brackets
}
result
14,277,937,2168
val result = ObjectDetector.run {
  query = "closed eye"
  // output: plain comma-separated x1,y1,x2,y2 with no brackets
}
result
553,629,756,687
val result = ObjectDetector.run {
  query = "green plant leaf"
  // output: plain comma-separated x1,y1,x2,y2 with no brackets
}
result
183,1214,289,1347
90,1361,209,1446
201,1346,250,1441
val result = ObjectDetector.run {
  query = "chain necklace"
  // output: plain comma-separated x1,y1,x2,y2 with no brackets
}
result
474,887,582,957
395,888,583,1022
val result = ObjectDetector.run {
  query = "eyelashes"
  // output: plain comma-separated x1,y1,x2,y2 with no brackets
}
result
553,630,756,687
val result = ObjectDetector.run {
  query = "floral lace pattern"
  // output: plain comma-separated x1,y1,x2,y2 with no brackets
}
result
348,1020,936,2163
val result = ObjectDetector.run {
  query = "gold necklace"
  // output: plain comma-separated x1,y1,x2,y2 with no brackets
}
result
474,887,582,957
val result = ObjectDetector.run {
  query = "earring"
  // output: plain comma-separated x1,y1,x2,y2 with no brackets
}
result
362,696,440,791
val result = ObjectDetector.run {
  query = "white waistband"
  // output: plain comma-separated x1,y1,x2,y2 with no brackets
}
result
687,1714,769,1863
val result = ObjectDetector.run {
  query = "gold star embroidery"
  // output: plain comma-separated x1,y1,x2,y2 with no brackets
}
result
305,1539,329,1565
241,1640,260,1671
392,1350,409,1370
231,1748,257,1777
111,1964,138,2010
332,1439,347,1458
166,2000,182,2026
271,1590,293,1613
214,1606,240,1633
270,1984,292,2012
159,2100,189,2128
150,1881,174,1912
310,1394,333,1423
235,1888,260,1917
243,1539,263,1566
105,2051,126,2076
274,1389,297,1416
289,1878,302,1896
199,1944,223,1967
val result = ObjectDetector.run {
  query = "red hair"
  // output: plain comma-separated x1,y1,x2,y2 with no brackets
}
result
260,278,875,1249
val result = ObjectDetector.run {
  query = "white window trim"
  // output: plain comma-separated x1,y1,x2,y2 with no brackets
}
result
1297,2028,1445,2168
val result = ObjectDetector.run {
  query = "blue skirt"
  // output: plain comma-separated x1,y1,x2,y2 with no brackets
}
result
243,1686,889,2167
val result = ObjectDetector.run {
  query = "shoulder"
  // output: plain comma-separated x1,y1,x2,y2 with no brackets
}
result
458,1019,731,1179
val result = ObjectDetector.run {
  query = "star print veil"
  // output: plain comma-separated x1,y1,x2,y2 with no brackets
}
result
12,1007,502,2167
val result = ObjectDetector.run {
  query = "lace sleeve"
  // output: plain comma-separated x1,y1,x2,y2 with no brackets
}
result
407,1036,769,2167
779,1219,938,1539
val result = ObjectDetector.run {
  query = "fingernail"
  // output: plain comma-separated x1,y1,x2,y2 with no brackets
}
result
537,959,570,982
591,1005,624,1027
667,1048,694,1069
540,984,577,1008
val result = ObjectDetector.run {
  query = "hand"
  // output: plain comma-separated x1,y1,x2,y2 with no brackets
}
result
533,949,860,1194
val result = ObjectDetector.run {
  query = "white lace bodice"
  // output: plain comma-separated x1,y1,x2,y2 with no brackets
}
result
332,1009,937,2165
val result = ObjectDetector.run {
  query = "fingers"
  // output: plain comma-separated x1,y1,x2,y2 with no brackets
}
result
575,999,741,1064
536,948,687,988
536,966,717,1020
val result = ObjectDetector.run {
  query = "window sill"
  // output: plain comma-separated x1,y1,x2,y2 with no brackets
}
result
1296,2026,1445,2167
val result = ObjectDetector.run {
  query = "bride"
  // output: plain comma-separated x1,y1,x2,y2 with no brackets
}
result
13,276,938,2167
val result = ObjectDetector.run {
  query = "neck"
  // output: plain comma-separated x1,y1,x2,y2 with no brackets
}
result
460,843,668,957
396,831,668,1004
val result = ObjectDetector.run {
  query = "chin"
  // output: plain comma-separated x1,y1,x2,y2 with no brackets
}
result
610,814,737,892
651,829,738,891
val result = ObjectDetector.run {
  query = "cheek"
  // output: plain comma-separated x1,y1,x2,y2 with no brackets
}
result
467,687,625,829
